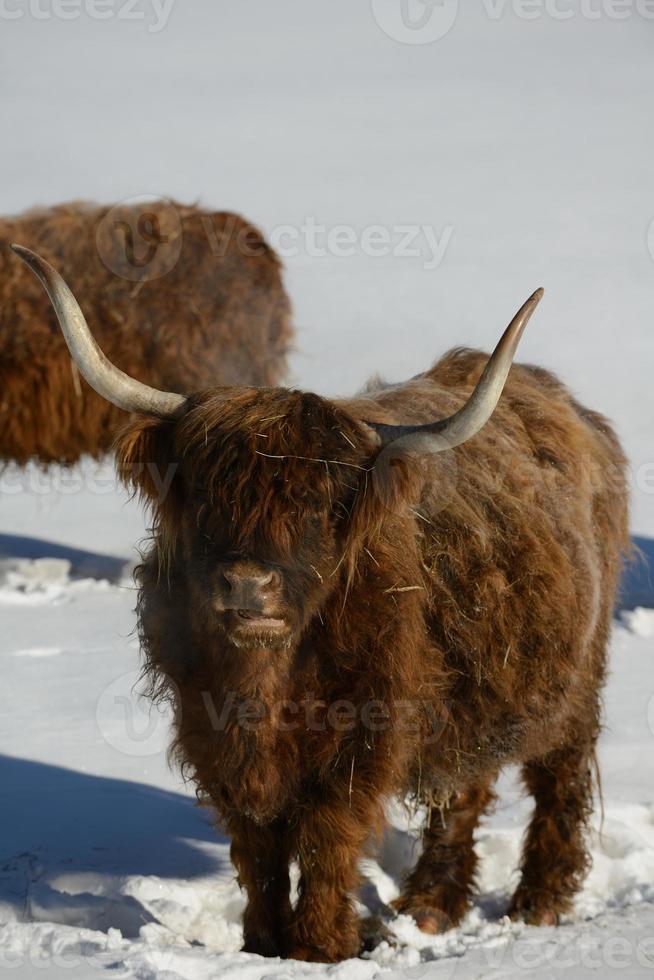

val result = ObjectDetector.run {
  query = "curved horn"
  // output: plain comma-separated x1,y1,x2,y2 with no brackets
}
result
11,244,188,419
368,288,543,451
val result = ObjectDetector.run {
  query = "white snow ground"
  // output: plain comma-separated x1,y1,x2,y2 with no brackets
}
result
1,3,654,978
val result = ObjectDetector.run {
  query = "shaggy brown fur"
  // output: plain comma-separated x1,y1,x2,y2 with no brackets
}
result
114,348,629,962
0,201,292,464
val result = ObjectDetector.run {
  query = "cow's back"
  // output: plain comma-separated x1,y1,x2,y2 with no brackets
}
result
357,349,629,786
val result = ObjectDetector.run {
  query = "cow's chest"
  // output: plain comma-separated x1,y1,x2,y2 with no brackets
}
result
207,688,354,822
207,703,306,822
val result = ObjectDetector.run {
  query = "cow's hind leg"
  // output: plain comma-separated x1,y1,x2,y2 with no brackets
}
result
509,740,595,925
394,778,496,934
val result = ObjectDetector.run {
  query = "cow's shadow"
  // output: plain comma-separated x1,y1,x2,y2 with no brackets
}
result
0,755,227,937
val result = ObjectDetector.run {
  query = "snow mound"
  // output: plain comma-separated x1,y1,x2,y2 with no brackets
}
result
0,558,116,605
622,607,654,638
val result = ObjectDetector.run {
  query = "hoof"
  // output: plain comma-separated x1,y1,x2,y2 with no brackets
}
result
241,937,283,958
286,945,330,962
508,891,565,927
401,906,453,935
360,914,397,953
510,906,560,927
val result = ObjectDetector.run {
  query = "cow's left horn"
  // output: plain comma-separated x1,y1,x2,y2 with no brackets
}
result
11,244,188,419
367,288,543,451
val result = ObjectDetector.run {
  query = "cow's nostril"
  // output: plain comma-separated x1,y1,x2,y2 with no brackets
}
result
221,568,280,599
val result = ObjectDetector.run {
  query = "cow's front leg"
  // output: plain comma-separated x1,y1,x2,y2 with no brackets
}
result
287,791,381,962
228,816,292,958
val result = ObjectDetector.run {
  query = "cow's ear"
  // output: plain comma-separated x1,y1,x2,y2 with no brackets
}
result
356,420,383,451
114,417,183,526
347,437,426,545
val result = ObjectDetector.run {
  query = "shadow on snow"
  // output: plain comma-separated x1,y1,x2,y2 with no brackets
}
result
621,536,654,611
1,530,652,609
0,532,131,583
0,755,227,936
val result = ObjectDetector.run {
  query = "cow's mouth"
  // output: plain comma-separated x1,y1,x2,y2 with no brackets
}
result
236,609,287,631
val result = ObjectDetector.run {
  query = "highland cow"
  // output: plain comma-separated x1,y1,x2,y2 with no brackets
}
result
15,245,629,963
1,201,291,465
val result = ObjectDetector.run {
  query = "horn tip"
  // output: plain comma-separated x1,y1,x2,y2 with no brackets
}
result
10,243,39,268
531,287,545,302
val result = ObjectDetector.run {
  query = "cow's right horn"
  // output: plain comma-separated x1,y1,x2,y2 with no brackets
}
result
366,288,543,453
11,244,188,419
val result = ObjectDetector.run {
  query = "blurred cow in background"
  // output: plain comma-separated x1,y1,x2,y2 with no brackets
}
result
1,200,292,465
